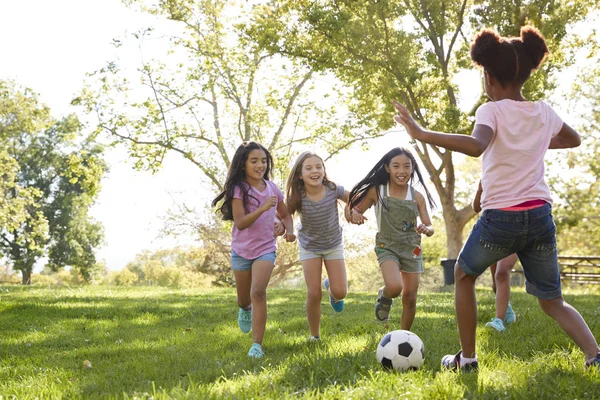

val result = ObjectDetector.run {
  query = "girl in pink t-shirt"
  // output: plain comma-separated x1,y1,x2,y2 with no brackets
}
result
212,141,295,358
393,26,600,371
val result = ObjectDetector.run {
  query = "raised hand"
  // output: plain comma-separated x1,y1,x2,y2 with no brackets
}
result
392,100,424,141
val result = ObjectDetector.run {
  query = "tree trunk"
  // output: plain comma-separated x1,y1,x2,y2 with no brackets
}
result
21,269,32,285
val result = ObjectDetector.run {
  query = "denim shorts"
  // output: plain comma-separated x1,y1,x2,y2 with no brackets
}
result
458,203,561,300
298,244,344,261
231,250,276,271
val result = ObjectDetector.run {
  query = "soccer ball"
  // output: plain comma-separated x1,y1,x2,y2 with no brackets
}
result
376,329,424,371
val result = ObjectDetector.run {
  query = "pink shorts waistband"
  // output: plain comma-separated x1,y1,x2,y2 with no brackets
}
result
499,199,547,211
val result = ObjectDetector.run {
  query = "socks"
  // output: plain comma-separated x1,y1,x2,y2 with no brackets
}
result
460,354,477,365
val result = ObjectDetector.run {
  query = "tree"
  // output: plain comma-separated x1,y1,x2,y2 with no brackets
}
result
263,0,597,257
0,80,106,284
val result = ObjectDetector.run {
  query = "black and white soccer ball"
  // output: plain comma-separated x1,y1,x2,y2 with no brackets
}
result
376,329,424,371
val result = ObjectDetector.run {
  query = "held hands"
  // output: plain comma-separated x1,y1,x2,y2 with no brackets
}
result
274,219,285,237
392,100,424,141
345,206,367,225
282,232,296,243
415,223,432,237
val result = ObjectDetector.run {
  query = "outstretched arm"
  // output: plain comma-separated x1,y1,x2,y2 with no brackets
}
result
393,100,493,157
549,123,581,149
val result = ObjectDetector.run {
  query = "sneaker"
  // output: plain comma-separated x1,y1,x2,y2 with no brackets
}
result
247,343,264,359
308,335,321,342
324,278,344,312
441,351,479,372
486,317,506,332
375,288,393,321
238,307,252,333
504,302,516,324
585,353,600,369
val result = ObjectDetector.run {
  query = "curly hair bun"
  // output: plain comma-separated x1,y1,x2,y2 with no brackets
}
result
520,26,549,69
470,29,502,68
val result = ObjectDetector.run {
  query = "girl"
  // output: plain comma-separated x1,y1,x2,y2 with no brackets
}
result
212,141,296,359
473,181,517,332
393,26,600,371
285,151,349,341
347,147,435,330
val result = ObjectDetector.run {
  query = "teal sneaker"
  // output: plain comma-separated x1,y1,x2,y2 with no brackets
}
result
485,317,505,332
247,343,264,358
504,302,516,324
324,278,344,312
238,307,252,333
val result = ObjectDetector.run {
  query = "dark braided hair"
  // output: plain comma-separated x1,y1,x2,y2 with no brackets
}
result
470,25,549,87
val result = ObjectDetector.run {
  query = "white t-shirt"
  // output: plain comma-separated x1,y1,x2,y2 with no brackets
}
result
475,99,563,210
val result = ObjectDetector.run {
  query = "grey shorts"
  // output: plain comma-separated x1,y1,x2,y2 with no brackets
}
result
298,244,344,261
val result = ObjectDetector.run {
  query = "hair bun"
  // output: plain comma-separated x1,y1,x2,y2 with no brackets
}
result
520,26,548,69
470,29,502,68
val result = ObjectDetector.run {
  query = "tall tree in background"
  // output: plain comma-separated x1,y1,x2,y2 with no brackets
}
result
0,80,106,284
263,0,597,258
76,0,386,281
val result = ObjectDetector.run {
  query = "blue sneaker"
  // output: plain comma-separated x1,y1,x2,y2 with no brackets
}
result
486,317,505,332
586,353,600,369
504,302,516,324
324,278,344,312
247,343,264,358
238,307,252,333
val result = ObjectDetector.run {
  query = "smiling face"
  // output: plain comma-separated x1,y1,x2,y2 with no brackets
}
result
385,154,413,188
300,156,325,189
244,149,268,183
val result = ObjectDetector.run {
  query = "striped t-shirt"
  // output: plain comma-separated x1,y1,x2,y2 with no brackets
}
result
297,185,345,252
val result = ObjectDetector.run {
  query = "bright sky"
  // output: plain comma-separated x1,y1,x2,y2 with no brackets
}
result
0,0,526,272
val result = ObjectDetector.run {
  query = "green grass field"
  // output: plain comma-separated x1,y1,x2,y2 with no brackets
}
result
1,285,599,399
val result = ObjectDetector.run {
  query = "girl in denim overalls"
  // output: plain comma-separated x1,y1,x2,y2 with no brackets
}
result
393,26,600,371
347,148,435,330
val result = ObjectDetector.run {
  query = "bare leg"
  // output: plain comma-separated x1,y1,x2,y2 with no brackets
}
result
400,271,419,331
538,297,600,360
250,260,274,346
234,269,252,310
380,261,402,299
302,258,323,337
455,263,479,358
324,258,348,301
494,254,517,321
490,263,497,294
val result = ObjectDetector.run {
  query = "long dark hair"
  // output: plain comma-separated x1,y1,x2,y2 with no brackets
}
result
349,147,436,210
470,25,548,87
212,141,274,221
285,151,336,216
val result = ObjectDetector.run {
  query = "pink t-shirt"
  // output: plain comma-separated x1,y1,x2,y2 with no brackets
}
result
475,100,563,210
231,180,284,259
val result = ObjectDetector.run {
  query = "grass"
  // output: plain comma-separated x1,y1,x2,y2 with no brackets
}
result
1,285,600,399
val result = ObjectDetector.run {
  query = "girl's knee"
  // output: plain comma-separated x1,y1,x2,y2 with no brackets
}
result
251,288,267,302
306,288,322,303
386,283,403,298
331,286,347,300
402,294,417,309
538,297,563,315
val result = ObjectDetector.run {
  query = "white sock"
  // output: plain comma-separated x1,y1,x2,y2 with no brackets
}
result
460,354,477,365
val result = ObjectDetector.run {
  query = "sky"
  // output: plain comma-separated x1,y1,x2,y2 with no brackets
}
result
0,0,512,272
